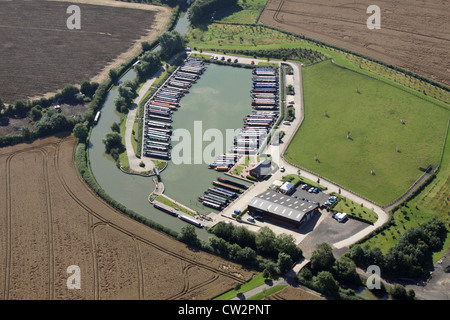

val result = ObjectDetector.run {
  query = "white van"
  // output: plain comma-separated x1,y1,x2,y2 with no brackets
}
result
336,212,348,222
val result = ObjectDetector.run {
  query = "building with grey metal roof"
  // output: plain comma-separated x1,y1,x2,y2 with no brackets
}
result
248,189,318,228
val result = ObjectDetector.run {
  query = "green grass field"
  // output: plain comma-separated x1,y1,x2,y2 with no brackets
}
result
214,0,268,24
362,133,450,259
284,60,450,206
331,194,378,224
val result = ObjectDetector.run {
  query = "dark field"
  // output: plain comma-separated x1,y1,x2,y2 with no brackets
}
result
0,0,171,103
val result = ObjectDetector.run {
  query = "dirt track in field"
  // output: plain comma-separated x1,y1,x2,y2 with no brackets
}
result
260,0,450,87
0,135,254,300
0,0,171,104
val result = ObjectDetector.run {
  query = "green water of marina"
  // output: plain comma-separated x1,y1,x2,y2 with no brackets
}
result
88,62,254,239
163,63,254,213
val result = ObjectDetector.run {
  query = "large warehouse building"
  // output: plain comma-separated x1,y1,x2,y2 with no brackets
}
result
248,190,319,228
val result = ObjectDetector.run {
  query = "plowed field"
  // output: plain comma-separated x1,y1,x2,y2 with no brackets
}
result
0,135,254,299
260,0,450,86
0,0,171,103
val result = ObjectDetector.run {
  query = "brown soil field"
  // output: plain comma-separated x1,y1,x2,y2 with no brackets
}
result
0,135,255,299
260,0,450,87
0,0,171,104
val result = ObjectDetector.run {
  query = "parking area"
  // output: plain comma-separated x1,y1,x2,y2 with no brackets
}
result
291,185,331,206
298,209,370,259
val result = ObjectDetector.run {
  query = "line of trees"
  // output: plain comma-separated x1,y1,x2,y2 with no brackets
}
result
298,242,417,300
209,47,327,65
346,218,447,280
177,222,303,278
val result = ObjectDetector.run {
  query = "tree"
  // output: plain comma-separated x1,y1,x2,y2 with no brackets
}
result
158,30,184,59
310,243,335,272
313,271,339,297
332,256,360,285
209,236,231,257
213,221,234,242
178,224,200,246
255,226,277,258
21,127,32,141
263,261,279,279
262,268,271,280
13,100,28,117
235,246,257,265
115,80,138,113
135,52,161,81
141,41,152,52
110,122,120,133
0,98,5,114
102,132,124,154
73,121,89,143
35,109,70,136
80,81,99,98
61,85,80,104
109,69,120,84
297,267,313,285
275,233,302,261
389,284,410,300
232,225,256,249
277,252,293,275
30,106,42,121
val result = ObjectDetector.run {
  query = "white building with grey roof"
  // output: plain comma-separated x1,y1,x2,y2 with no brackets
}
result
248,190,318,228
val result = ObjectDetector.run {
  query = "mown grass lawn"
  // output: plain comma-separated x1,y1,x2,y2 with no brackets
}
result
362,134,450,260
284,60,450,206
331,194,378,224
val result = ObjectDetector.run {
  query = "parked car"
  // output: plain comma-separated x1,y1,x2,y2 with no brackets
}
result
221,56,225,61
227,58,232,63
234,58,238,63
283,121,291,125
301,184,309,190
289,100,295,104
251,60,255,65
308,187,315,193
247,217,255,223
333,212,347,222
313,188,318,193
